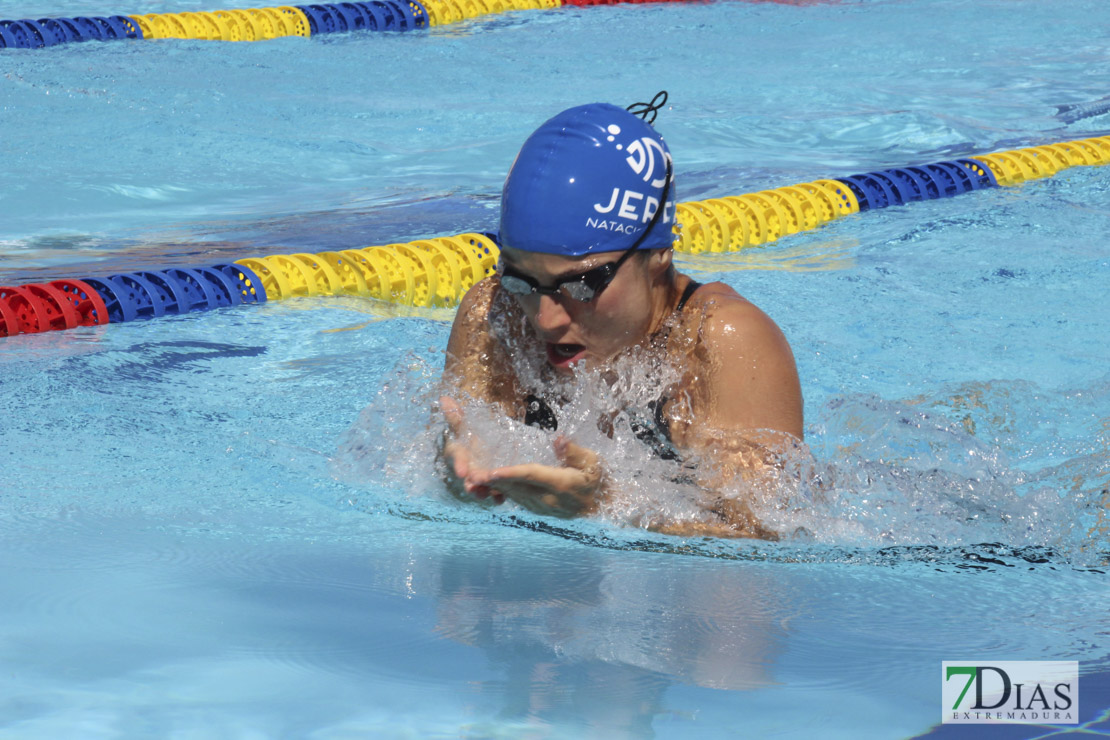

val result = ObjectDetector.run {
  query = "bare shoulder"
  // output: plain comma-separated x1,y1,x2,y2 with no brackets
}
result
678,280,803,438
446,277,498,361
444,277,522,410
683,281,792,356
453,276,498,328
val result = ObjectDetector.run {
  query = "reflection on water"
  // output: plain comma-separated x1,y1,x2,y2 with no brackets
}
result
435,549,781,735
1,494,1106,737
0,325,1106,738
675,238,859,275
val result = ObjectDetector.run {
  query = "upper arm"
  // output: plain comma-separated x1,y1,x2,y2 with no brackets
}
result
444,279,490,381
443,278,521,411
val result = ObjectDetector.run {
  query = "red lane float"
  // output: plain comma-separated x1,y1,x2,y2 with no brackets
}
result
0,279,110,337
26,283,80,331
0,294,18,337
49,279,110,327
0,286,48,335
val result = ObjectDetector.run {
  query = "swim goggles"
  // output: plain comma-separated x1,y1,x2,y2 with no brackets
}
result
498,162,673,304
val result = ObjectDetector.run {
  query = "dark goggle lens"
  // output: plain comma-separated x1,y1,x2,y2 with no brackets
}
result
560,280,598,302
499,273,534,296
499,268,601,303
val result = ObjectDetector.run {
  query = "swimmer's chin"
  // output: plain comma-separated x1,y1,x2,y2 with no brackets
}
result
545,342,589,371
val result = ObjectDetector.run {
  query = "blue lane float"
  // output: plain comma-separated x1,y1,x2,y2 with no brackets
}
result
0,2,435,48
74,264,265,325
839,159,998,211
298,1,423,32
0,15,143,47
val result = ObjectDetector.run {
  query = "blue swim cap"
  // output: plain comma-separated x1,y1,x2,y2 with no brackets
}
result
499,103,677,257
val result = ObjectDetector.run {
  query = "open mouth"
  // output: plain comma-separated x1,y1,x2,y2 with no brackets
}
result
546,342,587,368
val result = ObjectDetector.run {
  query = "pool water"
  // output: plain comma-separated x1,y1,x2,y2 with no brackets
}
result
2,0,1109,736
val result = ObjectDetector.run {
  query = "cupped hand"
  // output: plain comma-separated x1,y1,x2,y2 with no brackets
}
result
439,396,504,505
438,396,605,517
467,437,606,518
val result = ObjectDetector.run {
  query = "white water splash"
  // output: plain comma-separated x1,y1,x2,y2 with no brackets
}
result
332,352,1109,562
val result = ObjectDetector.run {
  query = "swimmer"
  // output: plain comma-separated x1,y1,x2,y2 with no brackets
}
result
438,95,803,539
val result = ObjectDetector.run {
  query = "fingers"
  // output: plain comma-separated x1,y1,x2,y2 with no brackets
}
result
469,485,504,505
554,436,600,475
436,397,507,507
439,396,472,479
478,463,597,518
444,439,470,480
439,396,464,435
478,463,581,491
437,401,600,515
448,444,496,499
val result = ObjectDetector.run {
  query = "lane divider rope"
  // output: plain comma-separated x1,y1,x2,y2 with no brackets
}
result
0,0,570,47
1,135,1107,338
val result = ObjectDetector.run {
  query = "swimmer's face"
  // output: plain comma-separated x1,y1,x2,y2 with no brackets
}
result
497,246,671,373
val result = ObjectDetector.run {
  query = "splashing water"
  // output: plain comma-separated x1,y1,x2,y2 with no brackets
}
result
752,381,1110,563
332,345,1108,565
331,343,719,533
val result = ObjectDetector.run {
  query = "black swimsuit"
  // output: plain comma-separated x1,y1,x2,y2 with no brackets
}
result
523,280,702,461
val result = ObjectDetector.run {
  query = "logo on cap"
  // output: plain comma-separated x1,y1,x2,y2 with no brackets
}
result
587,122,673,234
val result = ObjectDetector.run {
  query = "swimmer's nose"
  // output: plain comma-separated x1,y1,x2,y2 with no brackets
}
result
533,293,572,335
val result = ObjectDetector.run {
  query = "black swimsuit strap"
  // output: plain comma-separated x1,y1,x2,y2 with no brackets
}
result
524,393,558,431
675,279,701,312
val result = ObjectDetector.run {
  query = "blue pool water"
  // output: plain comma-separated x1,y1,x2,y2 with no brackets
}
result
2,0,1109,736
